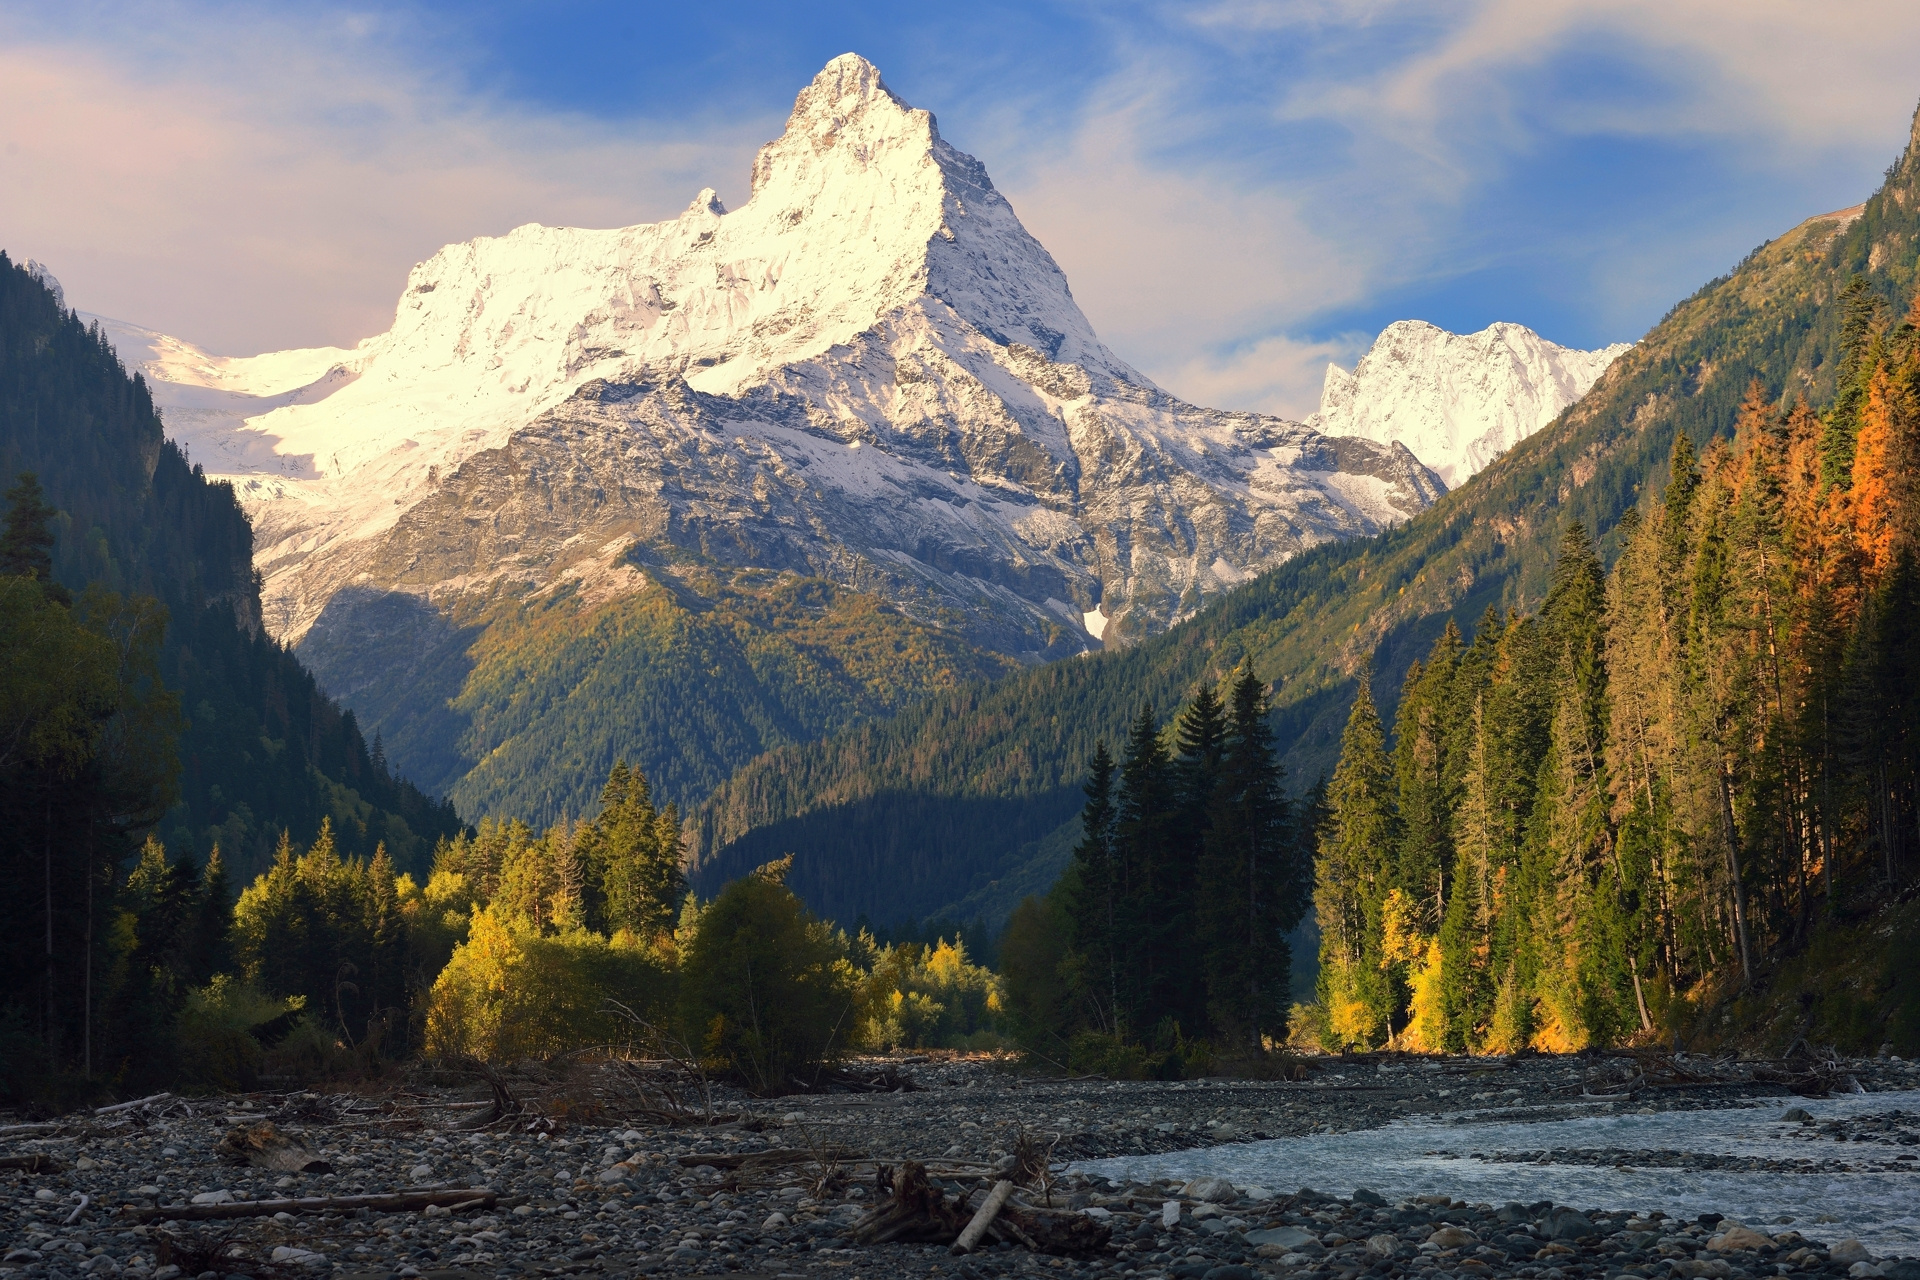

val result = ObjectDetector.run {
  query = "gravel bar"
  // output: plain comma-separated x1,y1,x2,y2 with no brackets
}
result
4,1053,1917,1280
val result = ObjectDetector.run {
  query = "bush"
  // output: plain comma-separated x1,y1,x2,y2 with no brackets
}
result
678,871,858,1093
997,894,1076,1065
172,976,300,1091
863,937,1004,1049
423,906,674,1061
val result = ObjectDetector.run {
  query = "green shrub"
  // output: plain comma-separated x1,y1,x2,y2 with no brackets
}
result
423,906,674,1061
678,870,858,1093
172,976,300,1091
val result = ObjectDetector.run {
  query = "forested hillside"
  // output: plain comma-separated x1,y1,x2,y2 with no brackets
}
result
0,253,459,882
690,102,1920,938
305,559,1021,829
1314,345,1920,1051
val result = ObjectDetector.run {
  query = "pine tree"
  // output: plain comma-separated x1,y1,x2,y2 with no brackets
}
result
1393,623,1462,931
1064,741,1119,1033
1315,678,1399,1047
1197,666,1300,1049
1168,685,1227,1030
1113,704,1176,1039
0,471,68,604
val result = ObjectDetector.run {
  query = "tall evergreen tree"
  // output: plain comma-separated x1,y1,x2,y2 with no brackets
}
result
1113,704,1176,1039
1314,677,1399,1046
1197,666,1301,1049
1064,740,1119,1033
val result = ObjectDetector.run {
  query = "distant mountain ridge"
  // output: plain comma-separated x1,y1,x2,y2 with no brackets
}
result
88,53,1443,825
1308,320,1630,489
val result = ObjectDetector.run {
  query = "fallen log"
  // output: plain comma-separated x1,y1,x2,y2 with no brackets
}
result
126,1188,497,1223
215,1122,334,1174
851,1163,974,1245
674,1146,864,1170
996,1200,1108,1255
0,1154,63,1173
849,1162,1111,1256
950,1180,1014,1254
96,1092,172,1115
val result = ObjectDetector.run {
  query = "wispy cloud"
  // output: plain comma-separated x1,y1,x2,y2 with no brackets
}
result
2,0,1915,394
0,10,771,352
1159,330,1372,421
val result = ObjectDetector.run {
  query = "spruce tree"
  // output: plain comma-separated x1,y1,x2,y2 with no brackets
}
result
1314,677,1399,1046
1065,741,1119,1032
1169,685,1227,1030
1393,623,1461,930
1198,666,1300,1049
0,471,67,603
1112,704,1175,1039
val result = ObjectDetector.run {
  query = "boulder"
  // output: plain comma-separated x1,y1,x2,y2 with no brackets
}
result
1183,1176,1238,1203
1246,1227,1318,1251
1430,1226,1479,1249
1708,1225,1773,1253
1547,1209,1596,1241
1366,1233,1402,1258
1831,1242,1874,1265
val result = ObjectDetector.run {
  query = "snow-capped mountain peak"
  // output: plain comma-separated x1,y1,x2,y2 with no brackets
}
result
1308,320,1630,489
89,52,1444,681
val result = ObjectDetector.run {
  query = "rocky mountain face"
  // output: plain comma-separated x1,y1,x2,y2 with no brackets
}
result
94,54,1442,822
1308,320,1630,489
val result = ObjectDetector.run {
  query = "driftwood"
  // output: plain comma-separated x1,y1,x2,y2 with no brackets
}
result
127,1188,497,1223
851,1163,973,1245
446,1057,520,1130
214,1122,333,1174
96,1092,172,1115
816,1065,920,1094
674,1146,864,1172
950,1180,1015,1254
0,1154,63,1173
850,1162,1111,1256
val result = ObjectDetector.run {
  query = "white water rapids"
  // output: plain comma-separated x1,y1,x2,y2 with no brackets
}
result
1073,1090,1920,1256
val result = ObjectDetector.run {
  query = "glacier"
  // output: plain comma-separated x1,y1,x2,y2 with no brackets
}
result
1308,320,1630,490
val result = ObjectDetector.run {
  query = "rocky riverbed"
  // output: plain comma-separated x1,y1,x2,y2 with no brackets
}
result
4,1053,1918,1280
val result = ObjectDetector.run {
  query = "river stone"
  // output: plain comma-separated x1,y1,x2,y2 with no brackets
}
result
1430,1226,1479,1248
1709,1225,1773,1253
1548,1208,1596,1240
1247,1228,1317,1251
1183,1176,1237,1202
1831,1241,1874,1264
1851,1265,1886,1279
1163,1200,1182,1228
1366,1233,1401,1257
1781,1107,1814,1122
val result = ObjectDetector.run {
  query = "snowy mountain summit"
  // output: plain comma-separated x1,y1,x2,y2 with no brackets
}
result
1308,321,1630,489
98,53,1442,667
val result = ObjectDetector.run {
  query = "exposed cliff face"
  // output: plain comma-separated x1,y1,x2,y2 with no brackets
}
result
92,53,1443,820
1309,320,1630,489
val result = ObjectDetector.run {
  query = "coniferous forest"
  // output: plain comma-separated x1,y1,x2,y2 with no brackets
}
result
997,667,1315,1074
1312,317,1920,1052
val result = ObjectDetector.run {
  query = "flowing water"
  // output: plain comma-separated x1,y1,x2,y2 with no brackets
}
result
1072,1089,1920,1256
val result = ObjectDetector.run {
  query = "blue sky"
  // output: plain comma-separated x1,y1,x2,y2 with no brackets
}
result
3,0,1917,416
